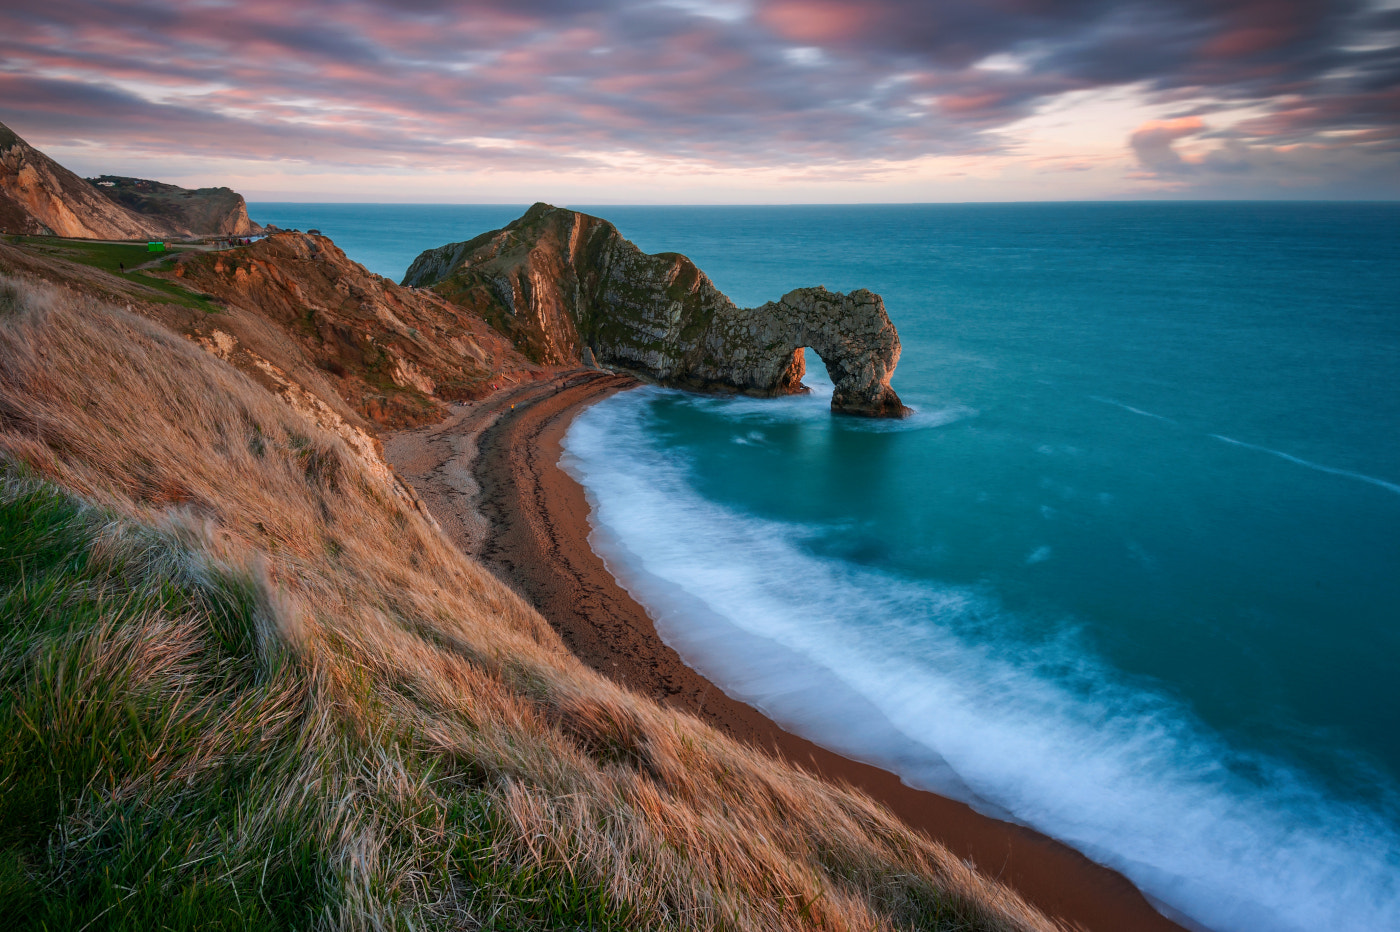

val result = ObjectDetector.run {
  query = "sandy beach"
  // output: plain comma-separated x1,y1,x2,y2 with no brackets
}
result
385,370,1188,932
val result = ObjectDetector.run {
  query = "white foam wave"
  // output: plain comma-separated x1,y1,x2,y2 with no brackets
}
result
1090,395,1178,423
563,389,1400,932
1211,434,1400,497
649,382,974,432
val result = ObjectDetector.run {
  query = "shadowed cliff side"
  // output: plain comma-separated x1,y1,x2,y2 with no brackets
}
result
403,203,910,418
87,175,263,237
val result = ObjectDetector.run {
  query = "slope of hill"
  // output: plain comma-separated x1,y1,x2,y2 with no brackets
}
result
167,231,541,428
0,266,1056,931
87,174,263,237
0,122,162,239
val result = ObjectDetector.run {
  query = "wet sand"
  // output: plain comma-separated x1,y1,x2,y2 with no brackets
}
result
386,370,1188,932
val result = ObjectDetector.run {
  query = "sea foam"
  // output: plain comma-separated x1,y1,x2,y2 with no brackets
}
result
1211,434,1400,497
562,386,1400,932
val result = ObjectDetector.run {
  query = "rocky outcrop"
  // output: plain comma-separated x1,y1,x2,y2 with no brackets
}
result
677,286,907,418
0,122,164,239
87,175,263,237
403,203,909,417
169,232,539,428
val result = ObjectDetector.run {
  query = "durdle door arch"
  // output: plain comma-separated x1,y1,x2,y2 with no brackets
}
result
402,204,912,418
787,288,910,418
699,287,912,419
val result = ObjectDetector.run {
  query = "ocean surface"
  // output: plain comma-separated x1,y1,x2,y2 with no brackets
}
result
252,201,1400,932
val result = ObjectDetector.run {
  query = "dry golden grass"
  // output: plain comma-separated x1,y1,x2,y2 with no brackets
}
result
0,273,1062,931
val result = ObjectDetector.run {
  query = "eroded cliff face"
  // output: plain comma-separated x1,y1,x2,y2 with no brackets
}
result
87,175,264,237
403,203,909,417
0,122,163,239
168,232,540,428
688,287,908,418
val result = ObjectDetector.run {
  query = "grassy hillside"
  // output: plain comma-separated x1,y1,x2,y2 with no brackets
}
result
0,275,1057,931
3,235,223,313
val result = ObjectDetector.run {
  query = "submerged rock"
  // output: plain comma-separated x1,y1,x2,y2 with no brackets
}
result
403,203,909,417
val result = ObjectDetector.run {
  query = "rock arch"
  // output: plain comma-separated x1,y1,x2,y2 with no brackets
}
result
664,286,909,418
404,204,911,418
757,288,910,418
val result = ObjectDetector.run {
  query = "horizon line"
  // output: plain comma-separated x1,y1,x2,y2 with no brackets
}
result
245,197,1400,207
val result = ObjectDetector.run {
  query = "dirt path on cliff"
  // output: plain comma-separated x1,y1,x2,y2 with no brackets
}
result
385,375,1189,932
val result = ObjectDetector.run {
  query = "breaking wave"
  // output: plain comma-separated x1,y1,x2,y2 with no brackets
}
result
562,387,1400,932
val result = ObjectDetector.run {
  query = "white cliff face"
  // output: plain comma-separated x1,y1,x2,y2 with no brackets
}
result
404,203,910,418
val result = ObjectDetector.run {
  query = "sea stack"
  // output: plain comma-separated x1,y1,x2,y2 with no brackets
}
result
403,203,910,417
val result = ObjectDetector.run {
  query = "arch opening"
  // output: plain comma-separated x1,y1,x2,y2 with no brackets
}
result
800,347,835,397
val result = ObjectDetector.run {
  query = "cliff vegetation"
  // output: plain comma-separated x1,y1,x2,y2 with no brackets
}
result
0,273,1054,931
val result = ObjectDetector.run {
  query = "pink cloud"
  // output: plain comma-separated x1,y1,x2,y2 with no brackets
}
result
758,1,873,43
0,0,1393,197
1130,117,1208,174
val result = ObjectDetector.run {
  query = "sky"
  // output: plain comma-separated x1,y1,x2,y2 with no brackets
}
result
1,0,1398,202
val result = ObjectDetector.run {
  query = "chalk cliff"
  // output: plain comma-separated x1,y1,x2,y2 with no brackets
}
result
88,175,263,237
403,203,909,417
0,122,163,239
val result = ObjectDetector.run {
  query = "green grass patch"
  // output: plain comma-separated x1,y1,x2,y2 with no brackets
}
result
44,241,169,274
0,473,332,930
9,238,224,313
444,796,642,931
0,472,647,931
127,270,225,314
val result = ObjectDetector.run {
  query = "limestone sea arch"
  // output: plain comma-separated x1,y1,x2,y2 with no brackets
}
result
403,203,910,418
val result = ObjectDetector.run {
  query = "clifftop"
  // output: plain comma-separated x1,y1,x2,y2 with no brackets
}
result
404,203,909,417
88,174,263,237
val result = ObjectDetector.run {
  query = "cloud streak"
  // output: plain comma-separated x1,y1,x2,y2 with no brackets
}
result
0,0,1395,198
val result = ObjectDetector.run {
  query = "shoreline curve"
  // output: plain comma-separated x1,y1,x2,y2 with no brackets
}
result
385,370,1188,932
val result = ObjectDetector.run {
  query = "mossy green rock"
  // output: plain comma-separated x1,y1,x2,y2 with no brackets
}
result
403,203,909,417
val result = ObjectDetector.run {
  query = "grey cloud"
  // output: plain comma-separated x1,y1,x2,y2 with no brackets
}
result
0,0,1395,189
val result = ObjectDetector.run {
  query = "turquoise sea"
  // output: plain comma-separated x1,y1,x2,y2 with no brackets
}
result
252,202,1400,932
